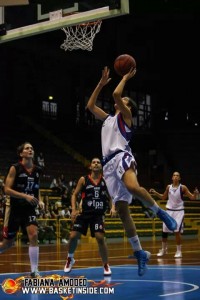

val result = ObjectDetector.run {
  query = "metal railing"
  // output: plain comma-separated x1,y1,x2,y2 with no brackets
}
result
0,217,199,244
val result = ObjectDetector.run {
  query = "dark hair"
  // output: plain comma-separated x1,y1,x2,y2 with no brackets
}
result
17,142,33,158
125,97,138,117
91,157,101,163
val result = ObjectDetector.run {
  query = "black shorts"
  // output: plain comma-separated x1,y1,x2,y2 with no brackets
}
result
72,214,105,237
3,204,38,239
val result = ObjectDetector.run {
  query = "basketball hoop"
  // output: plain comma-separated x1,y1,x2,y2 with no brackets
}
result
60,20,102,51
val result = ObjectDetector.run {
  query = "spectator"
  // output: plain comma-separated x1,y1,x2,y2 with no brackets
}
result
50,177,63,194
58,174,67,193
61,188,70,208
51,202,69,244
37,205,56,244
37,152,45,168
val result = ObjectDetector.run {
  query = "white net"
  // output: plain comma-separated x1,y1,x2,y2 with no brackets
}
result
60,20,102,51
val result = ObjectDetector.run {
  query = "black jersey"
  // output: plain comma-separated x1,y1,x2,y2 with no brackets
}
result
81,175,109,215
7,162,42,207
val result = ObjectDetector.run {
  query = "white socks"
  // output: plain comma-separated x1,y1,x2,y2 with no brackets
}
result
29,246,39,272
149,204,159,213
68,253,74,258
128,235,142,252
162,242,167,250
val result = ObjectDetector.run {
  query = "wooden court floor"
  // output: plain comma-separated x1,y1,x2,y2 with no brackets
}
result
0,236,200,274
0,237,200,300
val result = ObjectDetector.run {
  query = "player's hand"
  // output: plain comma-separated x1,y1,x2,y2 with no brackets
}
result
99,66,111,86
110,206,117,218
149,188,155,193
149,188,157,196
123,67,136,81
38,200,45,210
70,209,80,221
25,195,39,206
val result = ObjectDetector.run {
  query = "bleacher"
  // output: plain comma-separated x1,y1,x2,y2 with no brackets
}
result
1,117,200,242
105,201,200,239
0,115,90,187
0,190,199,243
39,190,200,240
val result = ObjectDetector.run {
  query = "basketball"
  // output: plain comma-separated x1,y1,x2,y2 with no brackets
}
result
114,54,136,76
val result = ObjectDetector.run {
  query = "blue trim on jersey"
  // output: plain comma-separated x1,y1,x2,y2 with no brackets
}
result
117,113,126,139
122,152,132,171
117,113,133,141
180,184,184,200
102,150,124,166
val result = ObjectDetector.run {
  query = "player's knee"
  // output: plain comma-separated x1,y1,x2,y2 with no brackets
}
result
96,236,105,245
69,231,80,240
116,207,126,221
69,236,78,243
116,206,130,222
28,230,38,242
127,184,142,197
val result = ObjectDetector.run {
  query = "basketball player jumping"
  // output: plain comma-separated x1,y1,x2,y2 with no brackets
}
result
86,66,177,276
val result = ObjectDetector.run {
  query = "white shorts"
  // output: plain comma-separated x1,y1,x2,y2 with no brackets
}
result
103,152,136,204
163,209,184,233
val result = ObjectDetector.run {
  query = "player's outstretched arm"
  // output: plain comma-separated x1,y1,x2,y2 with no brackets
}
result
149,186,169,200
86,66,111,121
112,68,136,120
182,185,196,200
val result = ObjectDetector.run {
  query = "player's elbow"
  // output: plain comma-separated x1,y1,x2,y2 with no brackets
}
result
86,103,91,111
112,92,121,104
86,102,94,112
112,91,118,99
4,186,10,195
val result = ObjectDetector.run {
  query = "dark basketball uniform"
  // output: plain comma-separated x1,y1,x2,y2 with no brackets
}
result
72,175,110,237
3,162,42,240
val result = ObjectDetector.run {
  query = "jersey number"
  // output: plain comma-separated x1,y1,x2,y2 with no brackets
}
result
28,216,36,223
94,190,99,198
26,181,34,191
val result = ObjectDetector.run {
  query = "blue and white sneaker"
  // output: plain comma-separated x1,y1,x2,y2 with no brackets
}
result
134,250,151,276
157,208,177,231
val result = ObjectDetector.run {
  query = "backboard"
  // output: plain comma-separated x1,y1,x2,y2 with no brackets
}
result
0,0,130,43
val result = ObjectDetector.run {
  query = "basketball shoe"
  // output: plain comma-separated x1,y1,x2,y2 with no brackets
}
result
64,257,75,273
157,248,168,257
174,251,182,258
134,250,151,276
104,263,112,276
157,208,177,231
30,270,41,278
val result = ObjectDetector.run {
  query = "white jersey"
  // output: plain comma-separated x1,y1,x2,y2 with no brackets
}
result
166,184,184,210
101,113,136,204
101,113,133,159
